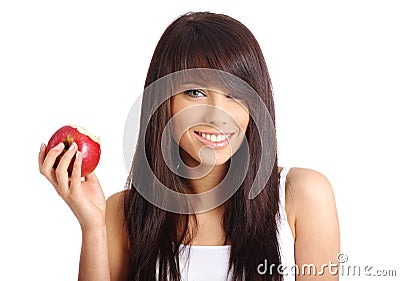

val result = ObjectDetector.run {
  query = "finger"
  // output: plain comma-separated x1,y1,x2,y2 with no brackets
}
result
84,172,99,184
55,142,78,193
70,150,82,193
38,143,46,169
40,142,65,184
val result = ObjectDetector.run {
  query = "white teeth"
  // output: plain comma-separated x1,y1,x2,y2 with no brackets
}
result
197,132,230,143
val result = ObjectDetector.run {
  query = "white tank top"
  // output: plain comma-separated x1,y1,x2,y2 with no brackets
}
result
156,167,295,280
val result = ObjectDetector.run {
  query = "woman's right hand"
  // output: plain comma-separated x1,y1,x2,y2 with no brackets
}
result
38,142,106,231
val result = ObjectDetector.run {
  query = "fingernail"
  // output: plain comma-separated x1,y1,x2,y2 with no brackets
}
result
75,151,81,160
56,142,64,150
40,143,45,151
69,142,77,151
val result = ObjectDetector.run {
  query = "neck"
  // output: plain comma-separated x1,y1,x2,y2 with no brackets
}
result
179,149,229,194
177,148,231,244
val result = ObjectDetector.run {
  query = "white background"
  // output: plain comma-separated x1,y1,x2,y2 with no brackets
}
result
1,1,399,280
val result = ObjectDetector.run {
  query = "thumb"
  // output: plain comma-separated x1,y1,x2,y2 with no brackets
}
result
84,172,100,184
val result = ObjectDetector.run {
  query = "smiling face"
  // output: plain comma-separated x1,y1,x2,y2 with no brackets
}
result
171,88,249,168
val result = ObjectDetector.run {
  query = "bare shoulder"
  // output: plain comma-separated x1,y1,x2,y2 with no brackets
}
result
285,167,335,206
106,190,128,245
105,191,130,280
284,167,338,239
106,191,126,216
284,168,340,280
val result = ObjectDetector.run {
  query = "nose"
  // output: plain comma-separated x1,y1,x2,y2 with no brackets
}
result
203,94,229,126
203,106,228,126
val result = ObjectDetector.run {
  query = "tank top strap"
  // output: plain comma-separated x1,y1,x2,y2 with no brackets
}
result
278,167,291,219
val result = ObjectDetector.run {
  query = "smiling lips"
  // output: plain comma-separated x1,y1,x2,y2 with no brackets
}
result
194,130,235,148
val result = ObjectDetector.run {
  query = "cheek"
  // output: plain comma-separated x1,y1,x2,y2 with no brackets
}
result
233,110,250,134
170,96,179,116
242,115,250,132
170,107,204,143
171,116,185,145
170,96,185,142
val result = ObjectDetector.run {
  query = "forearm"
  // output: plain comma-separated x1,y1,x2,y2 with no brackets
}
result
78,226,110,281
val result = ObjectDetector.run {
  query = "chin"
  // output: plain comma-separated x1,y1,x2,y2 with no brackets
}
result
195,153,232,168
214,157,232,166
178,139,236,168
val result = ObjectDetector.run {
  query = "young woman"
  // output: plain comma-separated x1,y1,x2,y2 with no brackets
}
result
39,12,340,281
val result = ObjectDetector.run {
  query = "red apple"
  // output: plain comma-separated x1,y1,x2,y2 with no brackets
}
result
45,125,101,177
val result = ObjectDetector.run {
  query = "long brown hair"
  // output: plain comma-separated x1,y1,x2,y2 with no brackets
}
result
124,12,281,280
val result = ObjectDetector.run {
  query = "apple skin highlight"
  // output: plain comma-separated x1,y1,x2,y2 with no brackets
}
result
45,125,101,177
